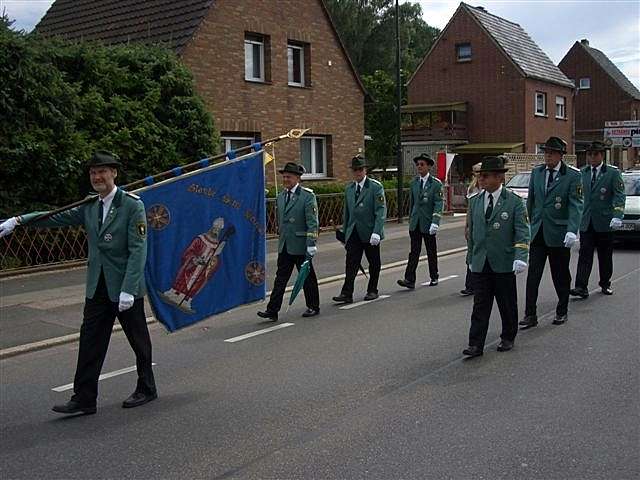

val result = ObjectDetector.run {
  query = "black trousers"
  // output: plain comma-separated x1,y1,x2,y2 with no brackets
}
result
525,229,572,317
403,228,438,283
469,261,518,348
267,249,319,313
340,233,381,296
575,223,614,289
72,273,156,405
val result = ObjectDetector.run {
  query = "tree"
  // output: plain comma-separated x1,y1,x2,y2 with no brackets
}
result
0,16,220,216
324,1,440,167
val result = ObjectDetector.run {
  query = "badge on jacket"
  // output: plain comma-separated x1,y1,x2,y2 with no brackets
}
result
137,222,147,237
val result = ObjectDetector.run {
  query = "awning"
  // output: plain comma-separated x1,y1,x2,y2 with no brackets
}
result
452,142,525,154
401,102,467,113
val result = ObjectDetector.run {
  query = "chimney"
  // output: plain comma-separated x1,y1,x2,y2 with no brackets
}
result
580,39,589,46
476,6,486,12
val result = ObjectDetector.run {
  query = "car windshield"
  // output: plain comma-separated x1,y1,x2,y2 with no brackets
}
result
622,174,640,196
506,173,530,188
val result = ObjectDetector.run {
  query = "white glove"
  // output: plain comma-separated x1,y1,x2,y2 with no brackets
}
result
513,260,528,274
563,232,577,249
0,217,19,238
306,246,317,257
429,223,439,235
118,292,135,312
610,218,623,230
369,233,381,246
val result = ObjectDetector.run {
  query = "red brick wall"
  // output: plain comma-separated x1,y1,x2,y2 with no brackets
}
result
523,79,574,153
407,7,573,153
181,0,364,183
408,8,525,144
559,42,638,142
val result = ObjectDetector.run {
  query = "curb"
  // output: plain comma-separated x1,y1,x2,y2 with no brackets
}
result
0,246,467,360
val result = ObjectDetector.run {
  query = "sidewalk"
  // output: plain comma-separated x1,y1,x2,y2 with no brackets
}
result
0,217,467,352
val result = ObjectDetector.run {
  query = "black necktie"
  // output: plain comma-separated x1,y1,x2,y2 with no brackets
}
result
591,167,597,188
420,178,424,190
98,200,104,229
547,169,555,190
355,183,361,199
485,193,493,221
285,190,291,206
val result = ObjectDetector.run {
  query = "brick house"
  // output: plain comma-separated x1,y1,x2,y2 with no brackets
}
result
402,3,574,178
35,0,366,183
559,39,640,167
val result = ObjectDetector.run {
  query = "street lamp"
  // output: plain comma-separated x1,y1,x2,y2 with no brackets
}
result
395,0,403,223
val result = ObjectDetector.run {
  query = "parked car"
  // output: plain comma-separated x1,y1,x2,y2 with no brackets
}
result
616,169,640,242
505,172,531,200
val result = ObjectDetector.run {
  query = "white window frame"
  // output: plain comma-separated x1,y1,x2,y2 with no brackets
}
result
244,36,264,82
535,143,545,154
535,91,547,116
456,43,472,62
300,137,327,178
288,43,305,87
223,136,254,153
579,77,591,89
555,95,566,119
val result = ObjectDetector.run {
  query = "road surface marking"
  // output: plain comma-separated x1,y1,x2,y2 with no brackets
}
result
420,274,459,286
339,295,391,310
52,362,157,392
224,323,295,343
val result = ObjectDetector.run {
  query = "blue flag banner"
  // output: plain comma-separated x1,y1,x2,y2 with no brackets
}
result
137,151,266,332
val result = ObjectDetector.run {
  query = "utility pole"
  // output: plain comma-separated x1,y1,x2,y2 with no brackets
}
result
395,0,403,223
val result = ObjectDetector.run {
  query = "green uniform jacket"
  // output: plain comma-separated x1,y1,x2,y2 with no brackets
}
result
277,185,319,256
579,164,626,232
20,189,147,302
408,175,444,232
343,177,387,242
467,188,530,273
527,162,583,247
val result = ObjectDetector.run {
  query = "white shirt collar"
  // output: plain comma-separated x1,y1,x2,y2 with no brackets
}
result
288,183,299,194
550,162,561,173
99,186,118,222
485,185,502,207
419,173,430,183
356,176,367,189
591,162,603,174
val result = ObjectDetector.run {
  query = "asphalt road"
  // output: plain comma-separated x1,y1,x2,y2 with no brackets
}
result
1,245,638,479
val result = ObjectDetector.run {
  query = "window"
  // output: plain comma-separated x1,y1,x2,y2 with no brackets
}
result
244,33,266,82
535,92,547,116
535,143,546,154
288,43,305,86
579,77,591,89
456,43,472,62
223,136,253,153
300,137,326,177
555,96,566,119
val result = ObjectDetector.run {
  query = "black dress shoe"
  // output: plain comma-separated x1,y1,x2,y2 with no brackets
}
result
497,340,514,352
397,279,415,289
332,294,353,304
459,288,474,296
429,279,439,286
569,287,589,299
122,391,158,409
552,314,568,325
601,286,613,295
257,310,278,321
363,291,379,301
52,400,96,415
462,345,483,357
519,315,538,329
301,308,320,318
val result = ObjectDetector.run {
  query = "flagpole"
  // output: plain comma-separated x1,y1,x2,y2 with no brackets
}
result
24,128,308,223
